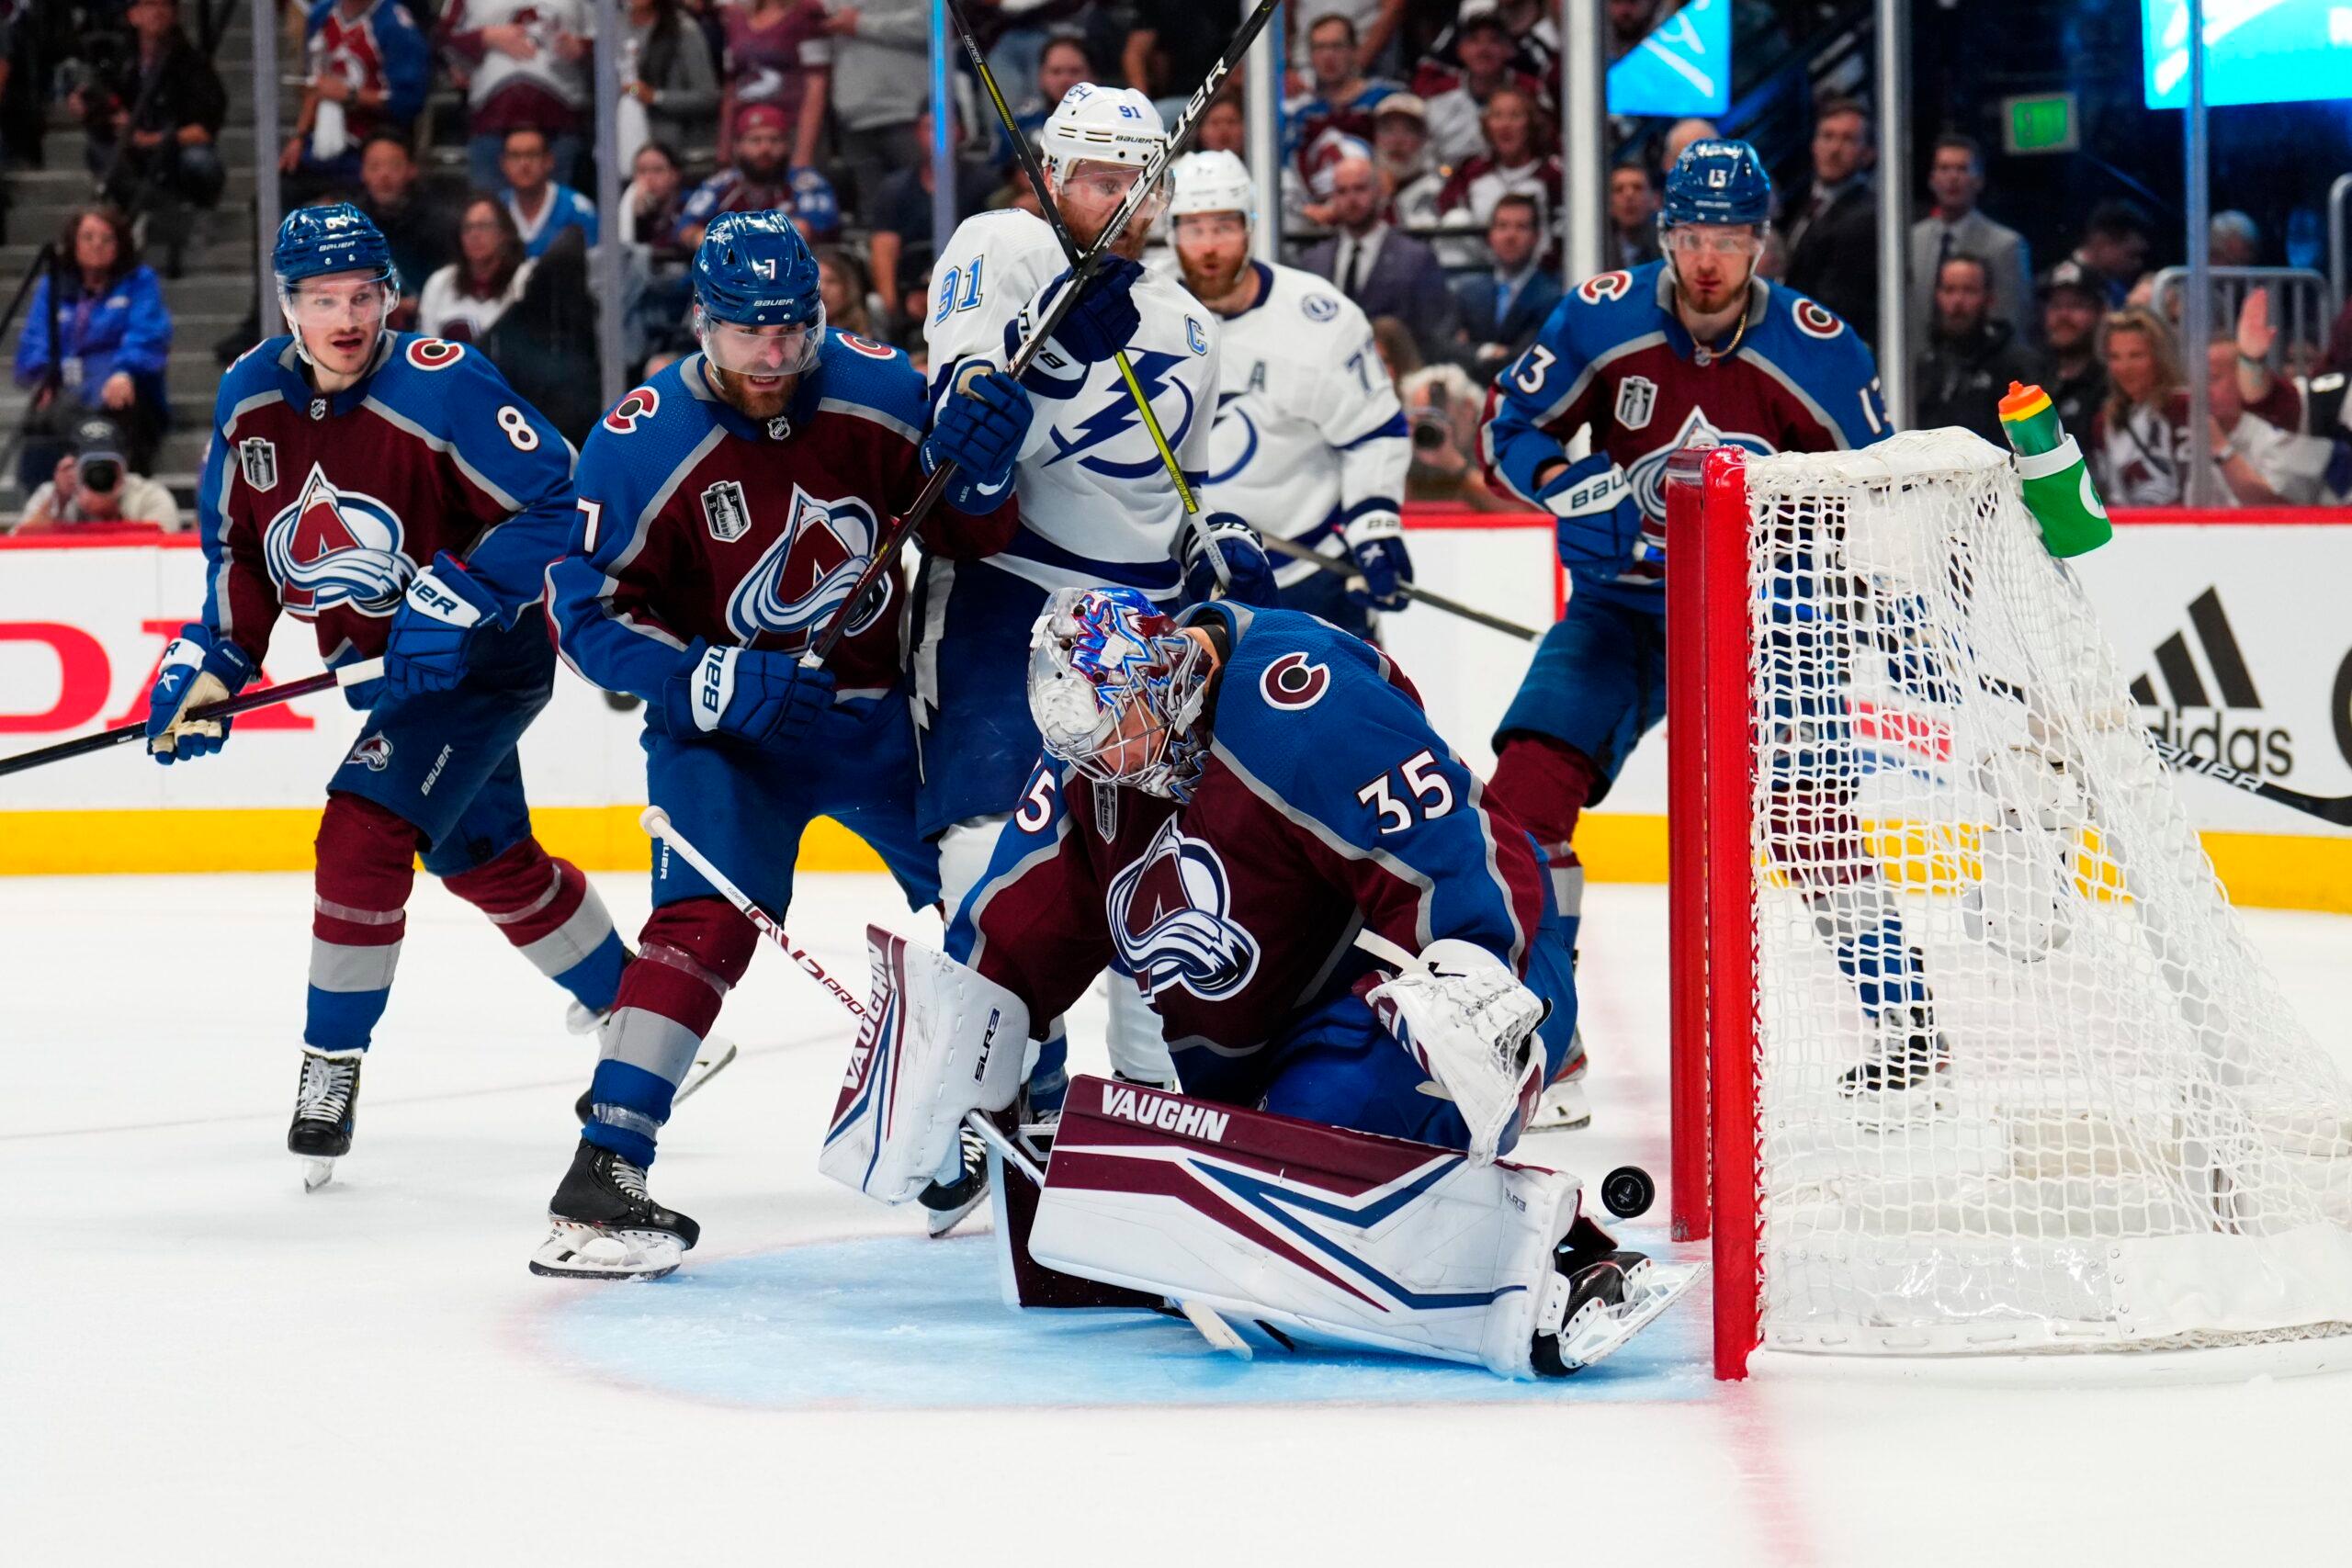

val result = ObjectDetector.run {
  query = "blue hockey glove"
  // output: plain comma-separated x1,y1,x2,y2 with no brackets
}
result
1035,255,1143,369
1182,513,1279,607
1341,513,1414,612
657,641,835,747
381,552,507,700
1537,455,1644,570
143,623,255,764
923,367,1034,503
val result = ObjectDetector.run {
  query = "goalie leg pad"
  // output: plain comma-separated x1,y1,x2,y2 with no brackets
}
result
1030,1075,1585,1379
821,926,1031,1204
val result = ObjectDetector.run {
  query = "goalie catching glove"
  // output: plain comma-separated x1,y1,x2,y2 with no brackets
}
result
1364,938,1548,1164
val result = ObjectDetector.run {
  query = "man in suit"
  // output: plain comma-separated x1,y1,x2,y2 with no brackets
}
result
1453,193,1561,376
1304,151,1460,362
1608,162,1662,272
1776,96,1878,344
1908,134,2030,344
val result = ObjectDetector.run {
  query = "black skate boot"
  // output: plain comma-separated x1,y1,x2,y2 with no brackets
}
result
529,1138,700,1280
918,1120,990,1239
288,1048,362,1193
1531,1214,1696,1376
1838,998,1951,1121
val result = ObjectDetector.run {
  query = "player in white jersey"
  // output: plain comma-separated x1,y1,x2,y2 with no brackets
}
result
912,84,1278,1131
1168,150,1414,641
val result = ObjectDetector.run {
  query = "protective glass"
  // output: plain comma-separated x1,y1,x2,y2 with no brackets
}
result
282,279,392,328
1057,162,1170,235
1665,229,1764,259
1173,212,1249,243
698,309,825,377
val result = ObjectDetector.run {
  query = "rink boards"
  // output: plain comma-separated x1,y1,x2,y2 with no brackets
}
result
1,508,2347,908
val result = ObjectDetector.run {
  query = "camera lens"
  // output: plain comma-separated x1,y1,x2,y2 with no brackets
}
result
81,459,122,491
1411,423,1445,451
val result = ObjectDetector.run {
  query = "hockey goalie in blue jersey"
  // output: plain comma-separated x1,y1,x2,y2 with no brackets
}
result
144,205,626,1191
531,213,1030,1277
811,587,1696,1378
1479,141,1945,1125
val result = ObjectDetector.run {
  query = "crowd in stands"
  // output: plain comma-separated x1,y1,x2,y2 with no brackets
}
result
5,0,2352,527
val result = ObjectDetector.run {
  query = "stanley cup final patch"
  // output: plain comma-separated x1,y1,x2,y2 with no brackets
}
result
238,436,278,491
1615,375,1658,431
702,479,752,543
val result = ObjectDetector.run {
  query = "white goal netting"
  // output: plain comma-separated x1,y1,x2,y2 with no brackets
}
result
1734,428,2352,1358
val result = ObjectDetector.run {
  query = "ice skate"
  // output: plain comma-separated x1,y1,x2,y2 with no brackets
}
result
528,1138,699,1281
1838,1003,1951,1129
288,1048,362,1192
917,1121,989,1238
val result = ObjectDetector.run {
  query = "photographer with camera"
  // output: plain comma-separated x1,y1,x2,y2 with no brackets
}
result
70,0,228,266
13,413,181,536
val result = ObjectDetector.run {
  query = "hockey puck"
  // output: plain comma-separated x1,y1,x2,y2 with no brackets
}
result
1600,1165,1655,1219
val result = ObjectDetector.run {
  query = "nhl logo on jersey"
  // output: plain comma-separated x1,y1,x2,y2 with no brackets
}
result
309,398,327,421
238,437,278,491
766,415,793,442
702,479,753,543
1615,376,1658,431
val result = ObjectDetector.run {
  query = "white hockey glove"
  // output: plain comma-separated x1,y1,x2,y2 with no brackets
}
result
1364,938,1548,1165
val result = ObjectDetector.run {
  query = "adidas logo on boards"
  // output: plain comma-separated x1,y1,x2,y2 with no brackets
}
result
2132,587,2292,780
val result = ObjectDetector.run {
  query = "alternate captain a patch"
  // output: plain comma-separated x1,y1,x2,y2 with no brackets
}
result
238,436,278,491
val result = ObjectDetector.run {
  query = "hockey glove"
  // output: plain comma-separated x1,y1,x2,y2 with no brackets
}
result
1182,512,1279,608
1341,511,1414,612
922,367,1034,505
657,641,834,748
1020,255,1145,389
1364,938,1549,1165
381,552,508,700
1537,455,1644,570
144,624,256,764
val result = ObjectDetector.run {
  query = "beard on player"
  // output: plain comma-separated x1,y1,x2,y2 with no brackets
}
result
1667,223,1761,322
1053,161,1161,263
1173,212,1251,304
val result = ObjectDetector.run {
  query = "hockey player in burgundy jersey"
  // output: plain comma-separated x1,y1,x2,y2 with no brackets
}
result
530,212,1030,1278
1480,141,1941,1122
143,205,626,1190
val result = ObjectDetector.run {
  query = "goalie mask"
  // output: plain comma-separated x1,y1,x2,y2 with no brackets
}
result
1028,587,1211,802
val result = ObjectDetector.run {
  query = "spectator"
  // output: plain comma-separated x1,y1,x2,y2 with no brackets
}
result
500,126,599,258
1776,96,1879,344
439,0,595,192
815,244,876,336
2194,331,2290,505
1659,116,1717,172
825,0,930,220
2091,306,2262,507
281,0,430,197
13,206,172,490
1306,0,1408,75
1914,254,2035,444
2229,287,2352,502
868,107,999,332
1301,152,1458,362
16,414,181,534
1286,14,1401,183
73,0,228,250
2210,210,2260,269
623,0,720,168
354,132,455,329
2052,199,2154,311
1196,89,1247,154
619,140,689,252
1609,160,1660,269
1608,0,1663,62
1433,85,1561,231
994,31,1091,169
478,229,602,444
1372,94,1442,227
417,195,536,343
1125,0,1244,122
2032,261,2108,437
1452,192,1560,376
674,104,797,250
620,141,695,367
786,167,844,244
718,0,828,168
1413,0,1556,111
1907,133,2030,344
1421,4,1539,169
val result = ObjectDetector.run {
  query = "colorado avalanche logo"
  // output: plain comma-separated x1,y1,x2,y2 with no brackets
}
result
604,386,660,434
1625,406,1776,524
724,484,888,645
1577,270,1634,305
264,464,413,616
346,733,393,771
405,338,464,370
1105,818,1261,1002
1792,299,1846,340
1260,651,1329,710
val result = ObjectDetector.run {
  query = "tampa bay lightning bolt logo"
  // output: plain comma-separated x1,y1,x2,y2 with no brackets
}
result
264,463,413,617
1301,294,1340,322
724,483,889,646
1105,818,1261,1002
1043,348,1198,479
1204,390,1258,485
1625,405,1775,524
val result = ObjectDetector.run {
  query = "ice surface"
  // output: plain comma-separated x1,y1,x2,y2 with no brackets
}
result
6,874,2351,1563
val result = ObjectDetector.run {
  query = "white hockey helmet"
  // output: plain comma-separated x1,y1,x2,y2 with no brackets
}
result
1040,83,1167,186
1168,150,1255,226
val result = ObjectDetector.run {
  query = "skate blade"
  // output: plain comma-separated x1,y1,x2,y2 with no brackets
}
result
528,1222,684,1281
300,1156,337,1193
673,1039,740,1106
1843,1077,1953,1133
1527,1078,1592,1132
1555,1262,1703,1371
922,1180,989,1239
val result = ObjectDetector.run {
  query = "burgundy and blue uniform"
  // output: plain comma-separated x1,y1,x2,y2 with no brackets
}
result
548,334,1021,1166
947,602,1577,1153
200,331,626,1055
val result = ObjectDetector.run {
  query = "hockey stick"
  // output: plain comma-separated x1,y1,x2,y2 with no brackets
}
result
0,657,385,780
1259,535,1543,640
942,0,1227,590
806,0,1286,667
2143,736,2352,829
639,806,871,1019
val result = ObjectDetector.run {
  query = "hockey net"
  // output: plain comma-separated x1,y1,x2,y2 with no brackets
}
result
1666,430,2352,1379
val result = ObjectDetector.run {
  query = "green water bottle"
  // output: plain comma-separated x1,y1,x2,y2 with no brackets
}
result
1997,381,2111,558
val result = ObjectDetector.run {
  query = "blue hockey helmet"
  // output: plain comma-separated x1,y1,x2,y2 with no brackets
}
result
1660,140,1773,231
692,210,825,377
273,202,396,290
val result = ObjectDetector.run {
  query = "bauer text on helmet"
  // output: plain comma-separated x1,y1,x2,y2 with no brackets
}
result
694,210,825,383
275,204,398,377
